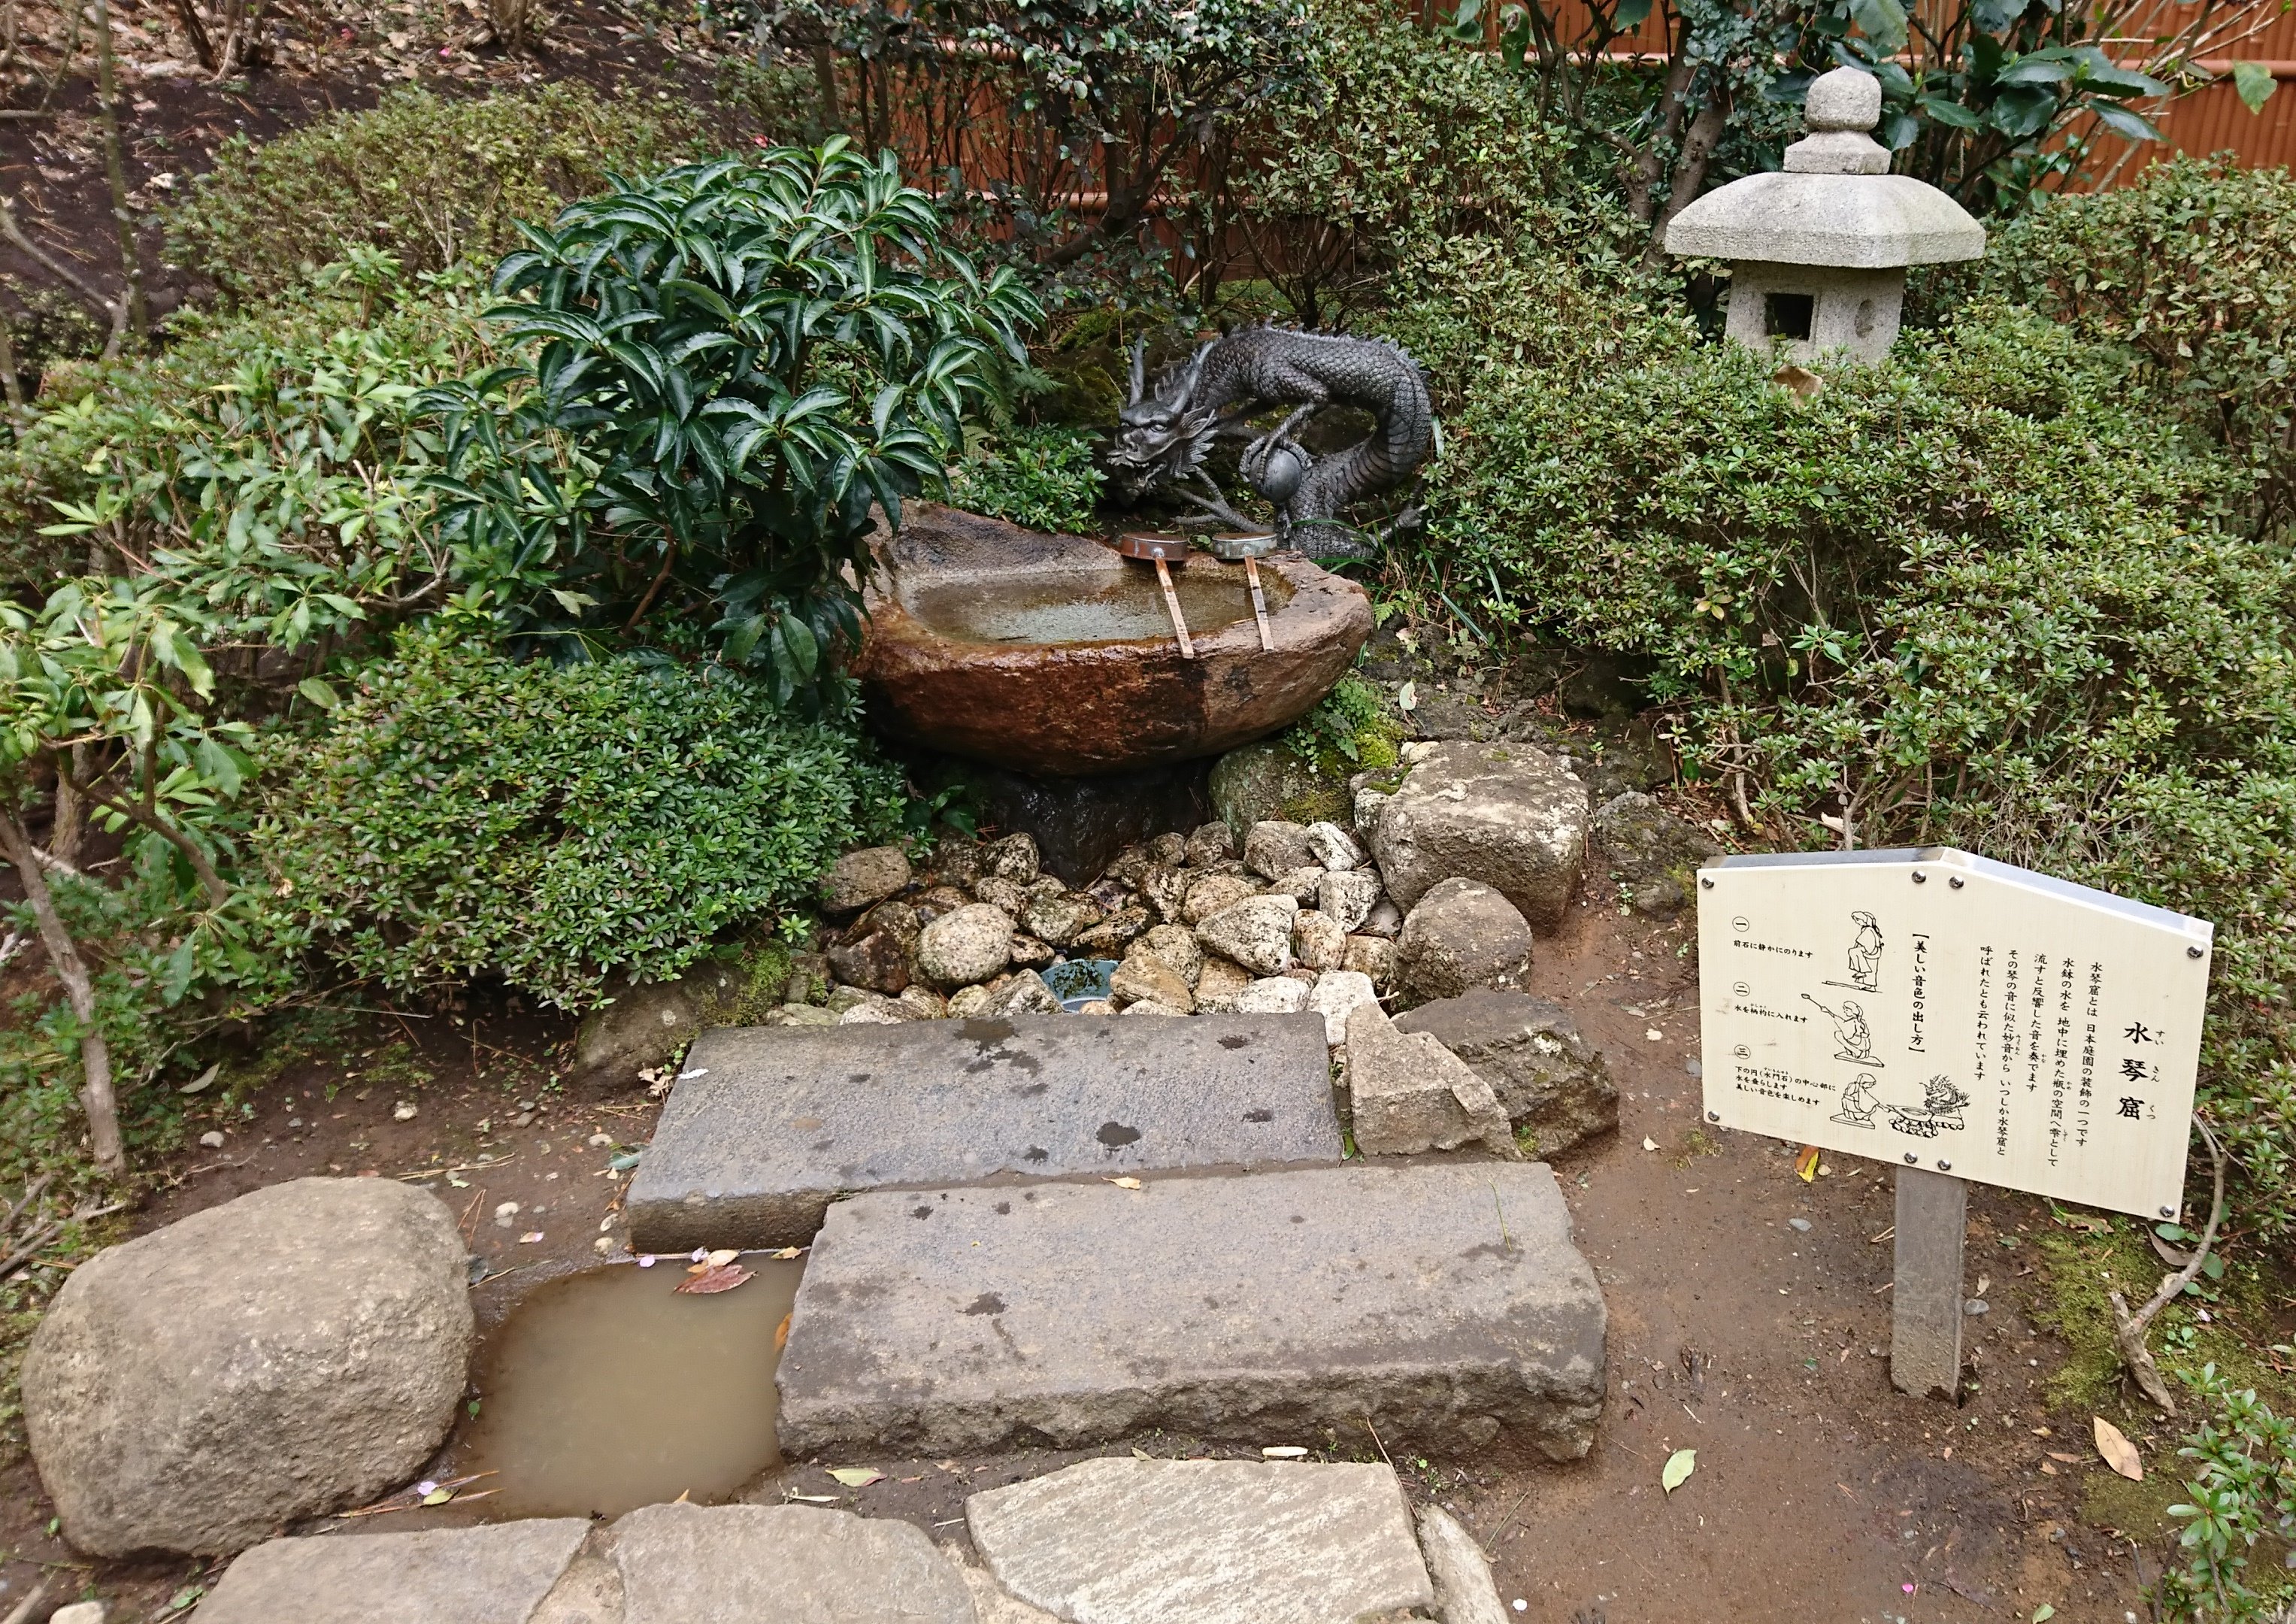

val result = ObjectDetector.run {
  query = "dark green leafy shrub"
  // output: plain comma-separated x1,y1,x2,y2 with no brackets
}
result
166,85,708,305
259,633,907,1008
1404,276,2296,1231
0,257,509,605
1984,154,2296,530
2162,1366,2296,1620
422,141,1041,706
945,426,1104,533
1240,0,1613,325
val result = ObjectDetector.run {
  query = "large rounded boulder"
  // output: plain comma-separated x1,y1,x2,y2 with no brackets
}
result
24,1177,473,1556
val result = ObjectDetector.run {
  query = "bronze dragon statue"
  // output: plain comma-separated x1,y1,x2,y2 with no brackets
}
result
1106,324,1437,559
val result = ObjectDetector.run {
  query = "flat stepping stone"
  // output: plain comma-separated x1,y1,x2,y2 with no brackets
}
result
611,1501,973,1623
195,1519,592,1624
777,1161,1605,1460
967,1457,1433,1624
198,1504,975,1624
625,1013,1337,1251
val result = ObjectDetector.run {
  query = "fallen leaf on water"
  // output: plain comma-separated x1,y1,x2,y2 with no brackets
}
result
1104,1177,1143,1190
2094,1416,2143,1480
420,1488,455,1506
769,1247,803,1259
1642,1137,1658,1152
675,1263,755,1295
826,1467,884,1487
706,1248,741,1268
1795,1146,1819,1183
1262,1446,1308,1459
1661,1448,1697,1493
774,1313,792,1351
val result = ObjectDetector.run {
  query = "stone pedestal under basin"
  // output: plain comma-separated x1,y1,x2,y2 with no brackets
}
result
852,505,1374,777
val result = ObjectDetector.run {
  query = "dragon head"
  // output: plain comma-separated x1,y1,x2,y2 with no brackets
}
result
1105,341,1219,499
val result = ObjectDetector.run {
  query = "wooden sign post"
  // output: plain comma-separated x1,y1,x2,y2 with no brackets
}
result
1696,848,2211,1401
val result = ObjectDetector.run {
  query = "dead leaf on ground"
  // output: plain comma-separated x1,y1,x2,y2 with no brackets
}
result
2150,1232,2195,1268
2094,1416,2143,1480
2046,1451,2081,1463
1795,1145,1820,1183
675,1262,755,1295
825,1466,884,1487
1773,363,1823,400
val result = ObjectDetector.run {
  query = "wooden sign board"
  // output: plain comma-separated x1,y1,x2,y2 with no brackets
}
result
1697,848,2212,1220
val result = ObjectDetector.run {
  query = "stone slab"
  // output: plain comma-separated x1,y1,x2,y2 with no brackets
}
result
777,1162,1606,1460
195,1520,592,1624
625,1013,1339,1251
967,1459,1432,1624
1416,1504,1510,1624
609,1503,974,1624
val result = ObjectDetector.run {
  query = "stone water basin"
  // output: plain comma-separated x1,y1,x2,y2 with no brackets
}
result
852,504,1374,777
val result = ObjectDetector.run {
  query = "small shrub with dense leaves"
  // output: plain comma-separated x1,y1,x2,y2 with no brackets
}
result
259,634,908,1008
166,85,708,305
945,426,1105,533
1389,252,2296,1232
1983,153,2296,532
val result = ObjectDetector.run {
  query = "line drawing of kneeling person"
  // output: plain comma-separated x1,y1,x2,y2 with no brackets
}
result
1832,1073,1881,1128
1802,993,1883,1065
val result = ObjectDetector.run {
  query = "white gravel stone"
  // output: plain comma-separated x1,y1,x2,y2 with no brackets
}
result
1195,894,1298,978
1307,970,1379,1047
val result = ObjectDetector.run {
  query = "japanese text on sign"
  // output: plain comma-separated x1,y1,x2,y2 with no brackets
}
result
1697,849,2210,1217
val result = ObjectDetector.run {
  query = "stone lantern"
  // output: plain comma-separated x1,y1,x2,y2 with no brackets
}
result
1663,66,1986,362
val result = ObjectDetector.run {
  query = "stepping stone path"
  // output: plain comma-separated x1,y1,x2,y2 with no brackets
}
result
777,1161,1605,1461
967,1457,1433,1623
626,1013,1339,1250
197,1461,1510,1621
195,1519,592,1623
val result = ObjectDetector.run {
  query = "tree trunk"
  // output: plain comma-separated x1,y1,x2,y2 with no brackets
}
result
0,805,124,1175
1644,89,1730,268
88,0,147,347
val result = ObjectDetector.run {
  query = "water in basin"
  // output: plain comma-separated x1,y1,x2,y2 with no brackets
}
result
444,1254,801,1519
905,562,1286,645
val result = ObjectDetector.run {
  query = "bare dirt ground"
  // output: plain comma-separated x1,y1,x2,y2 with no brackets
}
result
0,890,2230,1622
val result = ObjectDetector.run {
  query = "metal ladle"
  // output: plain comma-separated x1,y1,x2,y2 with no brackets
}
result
1204,531,1278,652
1110,532,1195,658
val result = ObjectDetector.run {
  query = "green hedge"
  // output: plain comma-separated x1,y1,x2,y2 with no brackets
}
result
1383,249,2296,1229
166,84,708,305
259,635,908,1008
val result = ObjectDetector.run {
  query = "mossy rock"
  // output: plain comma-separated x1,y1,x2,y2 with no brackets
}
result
1209,741,1351,840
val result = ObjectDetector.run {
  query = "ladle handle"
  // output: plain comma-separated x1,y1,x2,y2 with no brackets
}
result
1244,556,1274,653
1155,557,1195,659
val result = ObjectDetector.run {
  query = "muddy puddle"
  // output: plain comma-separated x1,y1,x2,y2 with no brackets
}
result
447,1255,802,1519
905,562,1282,644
